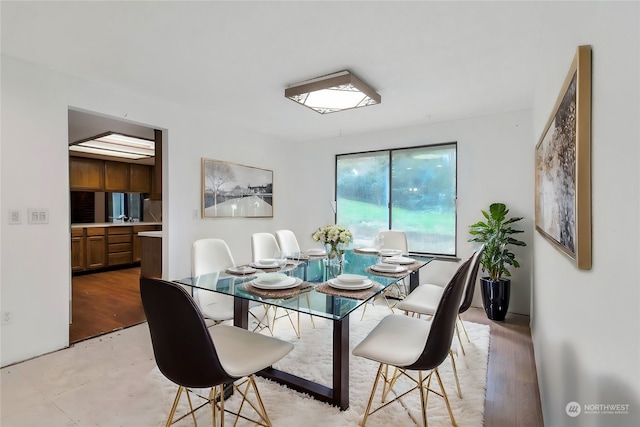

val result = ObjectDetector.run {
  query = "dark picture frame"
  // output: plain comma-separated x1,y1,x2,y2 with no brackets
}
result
202,158,273,218
535,45,592,270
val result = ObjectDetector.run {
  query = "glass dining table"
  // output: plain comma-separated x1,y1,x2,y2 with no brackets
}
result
174,249,433,410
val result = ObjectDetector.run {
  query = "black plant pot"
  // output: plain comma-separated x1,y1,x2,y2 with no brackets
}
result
480,278,511,321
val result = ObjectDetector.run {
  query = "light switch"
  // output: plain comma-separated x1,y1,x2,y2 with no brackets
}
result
9,210,21,225
27,208,49,224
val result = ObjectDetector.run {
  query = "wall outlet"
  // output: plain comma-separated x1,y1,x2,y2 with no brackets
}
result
2,312,12,325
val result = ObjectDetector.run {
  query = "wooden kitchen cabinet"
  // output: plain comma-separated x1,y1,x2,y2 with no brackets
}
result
129,164,151,193
69,157,104,191
86,227,106,270
104,161,130,192
107,226,132,266
133,225,161,262
71,228,86,272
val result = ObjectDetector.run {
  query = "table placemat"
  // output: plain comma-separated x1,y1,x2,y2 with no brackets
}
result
365,261,422,278
242,280,314,300
315,281,383,300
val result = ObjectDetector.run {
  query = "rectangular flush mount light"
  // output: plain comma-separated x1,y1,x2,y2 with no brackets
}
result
285,70,381,114
69,132,154,160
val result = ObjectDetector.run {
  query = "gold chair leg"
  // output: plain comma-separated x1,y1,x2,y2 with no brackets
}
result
459,315,471,343
305,293,316,329
454,322,466,356
361,364,384,426
449,349,462,399
165,386,183,427
434,368,457,427
232,375,272,427
418,371,428,427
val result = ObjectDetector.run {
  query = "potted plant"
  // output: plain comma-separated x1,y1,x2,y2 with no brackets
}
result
468,202,526,320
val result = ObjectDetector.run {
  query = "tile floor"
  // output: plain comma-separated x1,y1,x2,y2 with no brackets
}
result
1,324,164,426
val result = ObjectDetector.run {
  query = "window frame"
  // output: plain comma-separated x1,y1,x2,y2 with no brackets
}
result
334,142,458,257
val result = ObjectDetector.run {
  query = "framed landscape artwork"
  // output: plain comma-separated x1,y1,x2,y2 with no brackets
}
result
202,158,273,218
535,45,592,270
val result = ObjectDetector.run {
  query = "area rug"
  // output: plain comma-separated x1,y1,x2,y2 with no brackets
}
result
149,303,490,427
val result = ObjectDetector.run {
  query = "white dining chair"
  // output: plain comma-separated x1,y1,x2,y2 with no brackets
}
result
274,229,301,256
396,246,485,398
192,238,269,332
250,232,307,337
352,257,472,426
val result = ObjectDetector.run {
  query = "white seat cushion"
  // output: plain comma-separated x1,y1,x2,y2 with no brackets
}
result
352,314,431,367
395,283,444,315
209,325,294,378
198,293,235,321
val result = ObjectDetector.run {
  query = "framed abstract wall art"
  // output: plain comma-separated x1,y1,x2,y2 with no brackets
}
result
535,45,592,270
202,158,273,218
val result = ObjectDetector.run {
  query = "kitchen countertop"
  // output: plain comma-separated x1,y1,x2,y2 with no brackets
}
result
71,222,162,229
138,231,162,238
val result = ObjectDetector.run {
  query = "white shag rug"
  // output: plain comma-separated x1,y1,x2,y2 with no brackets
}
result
149,303,490,427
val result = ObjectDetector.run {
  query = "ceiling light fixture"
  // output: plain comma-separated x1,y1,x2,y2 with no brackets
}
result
69,132,154,160
285,70,381,114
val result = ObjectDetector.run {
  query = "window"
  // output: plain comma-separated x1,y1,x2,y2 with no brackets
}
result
336,143,457,256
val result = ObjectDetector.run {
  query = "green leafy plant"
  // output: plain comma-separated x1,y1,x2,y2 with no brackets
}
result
468,202,526,281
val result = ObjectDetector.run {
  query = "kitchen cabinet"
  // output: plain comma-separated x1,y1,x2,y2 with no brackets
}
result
70,157,104,191
71,157,152,193
133,225,161,262
129,164,151,193
104,161,130,192
107,227,132,266
71,228,86,272
86,227,106,270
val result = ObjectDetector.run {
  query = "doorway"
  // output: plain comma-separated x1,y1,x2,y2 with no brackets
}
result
68,108,163,343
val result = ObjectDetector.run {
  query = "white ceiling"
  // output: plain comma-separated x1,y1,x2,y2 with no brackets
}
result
1,1,545,143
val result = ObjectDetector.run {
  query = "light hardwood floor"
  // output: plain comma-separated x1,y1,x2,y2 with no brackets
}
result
70,267,544,426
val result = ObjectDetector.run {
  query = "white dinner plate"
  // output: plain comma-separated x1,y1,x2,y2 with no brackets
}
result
336,274,367,283
328,278,373,290
370,263,407,273
250,261,280,269
356,247,379,253
305,248,327,256
251,277,301,290
227,266,257,274
382,256,415,265
379,249,403,256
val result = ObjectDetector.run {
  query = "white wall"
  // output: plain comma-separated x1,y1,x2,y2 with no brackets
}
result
531,2,640,426
0,55,308,366
297,110,535,315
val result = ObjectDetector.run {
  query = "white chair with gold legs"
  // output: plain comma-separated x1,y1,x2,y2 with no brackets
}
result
395,245,485,398
140,277,294,427
360,230,410,320
275,229,316,330
352,258,472,427
251,232,303,337
192,238,270,333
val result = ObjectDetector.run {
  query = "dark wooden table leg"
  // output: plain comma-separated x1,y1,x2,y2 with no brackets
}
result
333,316,350,410
409,269,420,292
234,297,249,329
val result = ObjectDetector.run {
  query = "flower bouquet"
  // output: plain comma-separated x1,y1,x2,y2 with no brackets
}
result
312,224,353,277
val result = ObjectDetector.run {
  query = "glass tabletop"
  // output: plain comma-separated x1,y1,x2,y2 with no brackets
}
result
175,250,433,321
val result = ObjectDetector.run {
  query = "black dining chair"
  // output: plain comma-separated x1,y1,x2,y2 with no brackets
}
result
352,257,472,426
140,277,294,427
